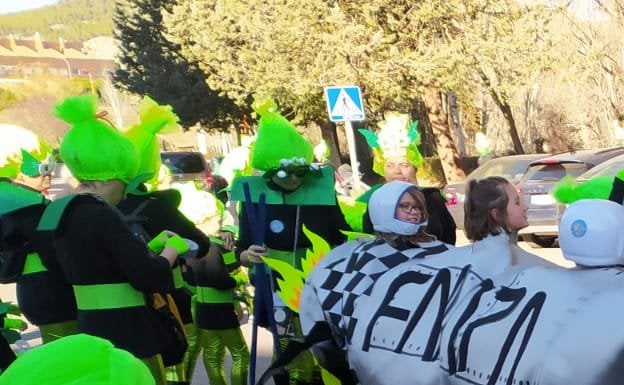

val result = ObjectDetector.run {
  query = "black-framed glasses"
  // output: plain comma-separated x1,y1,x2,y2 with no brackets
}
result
398,202,422,214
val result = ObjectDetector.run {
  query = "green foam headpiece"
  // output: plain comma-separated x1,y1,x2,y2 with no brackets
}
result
0,124,53,179
250,98,313,172
358,112,422,176
0,334,154,385
125,96,181,184
55,94,139,183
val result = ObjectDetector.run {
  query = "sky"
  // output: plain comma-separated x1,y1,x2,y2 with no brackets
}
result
0,0,60,15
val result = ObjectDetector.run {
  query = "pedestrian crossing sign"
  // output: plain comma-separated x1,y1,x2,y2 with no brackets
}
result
324,86,365,122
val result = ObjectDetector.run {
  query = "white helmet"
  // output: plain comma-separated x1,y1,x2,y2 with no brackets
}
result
369,180,426,235
559,199,624,266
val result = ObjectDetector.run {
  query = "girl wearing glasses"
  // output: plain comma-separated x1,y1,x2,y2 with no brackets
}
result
299,180,451,384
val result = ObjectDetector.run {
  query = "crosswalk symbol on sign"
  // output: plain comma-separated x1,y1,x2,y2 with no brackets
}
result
324,86,365,122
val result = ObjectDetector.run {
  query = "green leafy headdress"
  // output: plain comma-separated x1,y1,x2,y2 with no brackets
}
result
250,98,317,178
0,124,54,179
124,96,181,186
55,94,139,183
358,112,423,176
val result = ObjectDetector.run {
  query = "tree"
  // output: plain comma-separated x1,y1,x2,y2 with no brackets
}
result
163,0,561,182
113,0,241,129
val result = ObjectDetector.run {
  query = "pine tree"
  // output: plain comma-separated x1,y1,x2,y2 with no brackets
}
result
113,0,241,129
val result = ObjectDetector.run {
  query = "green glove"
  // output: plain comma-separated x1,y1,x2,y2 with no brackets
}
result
148,230,169,253
3,317,25,331
232,272,248,286
165,235,189,255
617,167,624,181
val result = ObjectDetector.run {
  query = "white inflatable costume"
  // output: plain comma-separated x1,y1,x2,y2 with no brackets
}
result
303,196,624,385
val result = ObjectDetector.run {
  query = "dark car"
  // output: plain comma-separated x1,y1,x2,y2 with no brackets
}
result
443,153,548,229
160,151,213,187
517,147,624,247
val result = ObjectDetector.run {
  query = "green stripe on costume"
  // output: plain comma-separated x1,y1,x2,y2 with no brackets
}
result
73,283,145,310
196,286,234,304
172,266,184,289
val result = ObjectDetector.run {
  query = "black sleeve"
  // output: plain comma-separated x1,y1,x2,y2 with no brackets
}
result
93,204,175,293
141,195,211,259
235,201,253,262
422,187,457,245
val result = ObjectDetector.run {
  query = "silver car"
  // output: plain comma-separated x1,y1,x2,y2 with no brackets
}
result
443,154,547,229
518,147,624,247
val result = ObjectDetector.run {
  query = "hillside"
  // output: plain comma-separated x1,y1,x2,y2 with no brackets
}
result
0,0,115,41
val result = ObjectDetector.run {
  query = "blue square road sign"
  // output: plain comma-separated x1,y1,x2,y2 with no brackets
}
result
324,86,365,122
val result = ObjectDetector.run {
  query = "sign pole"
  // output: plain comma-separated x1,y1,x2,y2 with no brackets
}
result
344,120,362,195
324,85,366,196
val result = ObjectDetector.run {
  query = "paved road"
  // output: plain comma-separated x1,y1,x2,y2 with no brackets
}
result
1,230,573,384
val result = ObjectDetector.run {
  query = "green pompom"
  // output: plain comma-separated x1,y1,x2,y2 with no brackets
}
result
552,175,614,203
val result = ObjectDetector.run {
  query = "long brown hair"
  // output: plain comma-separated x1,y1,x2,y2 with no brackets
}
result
464,176,510,241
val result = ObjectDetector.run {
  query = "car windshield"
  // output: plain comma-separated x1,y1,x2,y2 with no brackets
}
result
525,163,588,181
161,153,205,173
470,158,534,182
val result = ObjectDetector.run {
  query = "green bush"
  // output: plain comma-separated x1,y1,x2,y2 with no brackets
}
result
0,88,20,111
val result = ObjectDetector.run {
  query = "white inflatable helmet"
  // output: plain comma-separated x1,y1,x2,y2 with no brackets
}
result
559,199,624,266
369,180,427,235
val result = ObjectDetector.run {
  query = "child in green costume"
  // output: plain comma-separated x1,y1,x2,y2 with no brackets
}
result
49,94,189,385
234,100,351,385
0,125,78,344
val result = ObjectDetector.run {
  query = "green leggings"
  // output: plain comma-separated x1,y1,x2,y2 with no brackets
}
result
198,327,250,385
276,317,318,385
165,323,200,385
143,354,167,385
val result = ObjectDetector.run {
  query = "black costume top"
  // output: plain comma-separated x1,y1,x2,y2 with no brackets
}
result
0,180,77,326
236,198,351,263
53,196,174,358
187,245,241,330
11,203,78,326
117,189,211,325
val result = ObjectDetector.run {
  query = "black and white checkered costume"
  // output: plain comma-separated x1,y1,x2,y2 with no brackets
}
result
301,237,450,347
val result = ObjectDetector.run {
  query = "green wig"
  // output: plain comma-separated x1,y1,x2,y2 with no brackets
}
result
358,112,423,176
125,96,180,184
0,334,154,385
250,98,313,172
55,94,139,183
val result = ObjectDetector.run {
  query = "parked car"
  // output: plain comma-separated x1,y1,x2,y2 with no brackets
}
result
572,153,624,183
160,151,213,188
443,154,548,229
517,147,624,247
553,152,624,235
